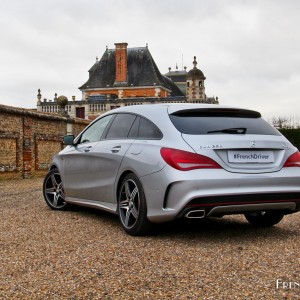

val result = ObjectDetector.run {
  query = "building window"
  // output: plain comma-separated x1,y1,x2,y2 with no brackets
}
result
76,107,85,119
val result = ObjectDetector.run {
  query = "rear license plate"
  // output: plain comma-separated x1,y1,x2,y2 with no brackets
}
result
228,151,275,164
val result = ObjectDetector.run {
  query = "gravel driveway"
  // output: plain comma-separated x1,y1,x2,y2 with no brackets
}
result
1,178,299,299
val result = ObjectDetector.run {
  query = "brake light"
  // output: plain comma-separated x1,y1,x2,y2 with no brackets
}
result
283,151,300,167
160,148,222,171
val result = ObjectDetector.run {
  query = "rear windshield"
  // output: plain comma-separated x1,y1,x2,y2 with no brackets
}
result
169,108,280,135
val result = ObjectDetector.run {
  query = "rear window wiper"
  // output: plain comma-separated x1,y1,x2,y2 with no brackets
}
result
207,127,247,134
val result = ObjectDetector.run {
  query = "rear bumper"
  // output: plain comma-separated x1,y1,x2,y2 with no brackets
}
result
178,192,300,218
141,166,300,223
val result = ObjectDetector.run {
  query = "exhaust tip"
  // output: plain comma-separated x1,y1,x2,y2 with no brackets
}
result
185,210,205,219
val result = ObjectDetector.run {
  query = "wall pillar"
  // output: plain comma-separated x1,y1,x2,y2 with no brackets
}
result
22,117,33,178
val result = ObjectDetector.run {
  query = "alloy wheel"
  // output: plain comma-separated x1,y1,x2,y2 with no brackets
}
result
43,169,67,210
119,179,140,229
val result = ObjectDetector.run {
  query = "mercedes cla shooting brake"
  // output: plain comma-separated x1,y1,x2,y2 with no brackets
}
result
43,104,300,235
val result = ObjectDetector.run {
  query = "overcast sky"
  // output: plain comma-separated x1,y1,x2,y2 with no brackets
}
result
0,0,299,119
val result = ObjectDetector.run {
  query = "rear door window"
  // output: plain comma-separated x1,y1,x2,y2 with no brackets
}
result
105,113,137,139
127,117,139,138
127,117,163,139
169,108,280,136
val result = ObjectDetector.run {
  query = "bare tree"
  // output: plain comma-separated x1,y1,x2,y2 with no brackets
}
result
270,116,300,129
271,116,291,129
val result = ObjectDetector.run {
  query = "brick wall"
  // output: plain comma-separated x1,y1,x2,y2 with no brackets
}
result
86,87,169,99
115,42,128,83
0,104,89,180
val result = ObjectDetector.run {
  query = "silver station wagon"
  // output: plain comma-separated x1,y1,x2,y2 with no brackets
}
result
43,104,300,235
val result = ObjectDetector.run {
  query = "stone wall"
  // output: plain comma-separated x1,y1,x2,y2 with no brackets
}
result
0,104,90,180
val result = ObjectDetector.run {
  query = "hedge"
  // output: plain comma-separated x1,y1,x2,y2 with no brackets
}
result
279,128,300,149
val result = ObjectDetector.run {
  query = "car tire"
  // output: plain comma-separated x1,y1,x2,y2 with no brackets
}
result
117,173,152,236
43,168,68,210
244,211,284,227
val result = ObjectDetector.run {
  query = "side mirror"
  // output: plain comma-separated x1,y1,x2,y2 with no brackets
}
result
63,135,75,145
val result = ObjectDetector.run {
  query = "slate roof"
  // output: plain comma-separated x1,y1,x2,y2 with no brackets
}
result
79,47,184,97
165,70,187,83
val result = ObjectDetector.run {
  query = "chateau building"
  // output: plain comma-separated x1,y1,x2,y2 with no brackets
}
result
164,66,187,96
37,42,218,119
186,56,206,100
80,43,184,101
165,56,218,104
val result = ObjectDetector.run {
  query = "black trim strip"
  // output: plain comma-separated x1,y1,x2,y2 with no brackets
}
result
186,193,300,207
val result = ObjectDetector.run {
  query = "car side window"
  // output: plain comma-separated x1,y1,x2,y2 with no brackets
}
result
128,116,162,139
138,117,162,139
127,116,140,138
79,115,113,144
105,114,137,139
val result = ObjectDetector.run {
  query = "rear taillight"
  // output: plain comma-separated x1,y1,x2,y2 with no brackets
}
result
160,147,222,171
283,151,300,167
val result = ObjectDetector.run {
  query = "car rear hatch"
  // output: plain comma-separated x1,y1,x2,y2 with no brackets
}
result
168,106,294,174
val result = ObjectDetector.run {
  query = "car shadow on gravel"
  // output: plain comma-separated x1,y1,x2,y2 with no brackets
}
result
153,216,299,242
65,205,120,222
62,205,299,241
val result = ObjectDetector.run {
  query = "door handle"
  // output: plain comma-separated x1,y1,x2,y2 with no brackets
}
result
111,146,121,153
84,146,92,152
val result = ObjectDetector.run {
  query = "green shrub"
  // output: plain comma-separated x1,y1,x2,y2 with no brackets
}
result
279,128,300,149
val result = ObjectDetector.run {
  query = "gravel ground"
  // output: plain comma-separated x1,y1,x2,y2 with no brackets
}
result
0,178,300,300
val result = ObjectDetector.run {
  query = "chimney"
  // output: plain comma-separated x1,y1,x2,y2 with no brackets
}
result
114,42,128,86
